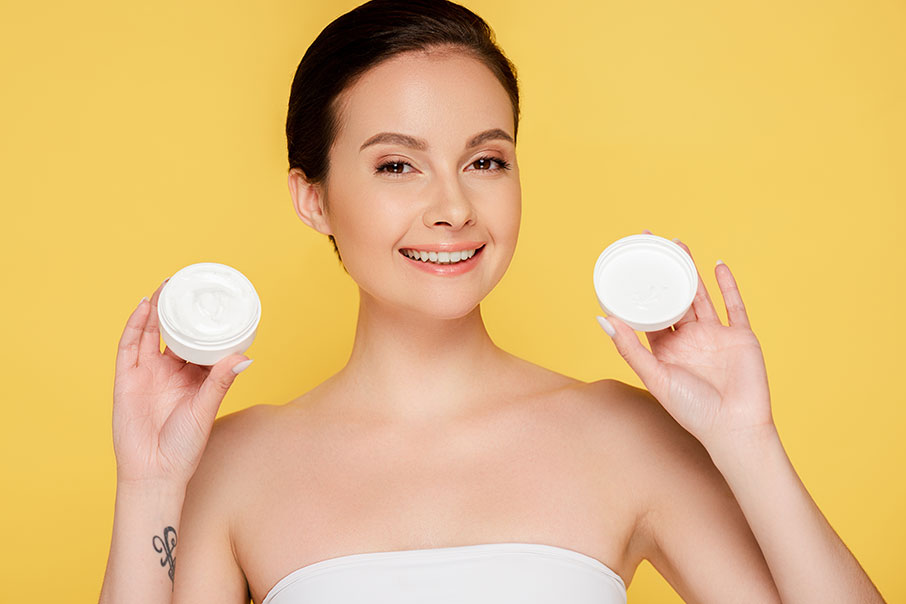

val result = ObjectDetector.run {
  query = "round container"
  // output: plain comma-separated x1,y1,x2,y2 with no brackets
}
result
157,262,261,366
593,234,697,331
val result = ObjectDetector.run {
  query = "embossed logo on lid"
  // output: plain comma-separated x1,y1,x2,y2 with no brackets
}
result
593,234,696,332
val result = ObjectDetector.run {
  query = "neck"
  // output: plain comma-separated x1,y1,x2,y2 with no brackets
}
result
331,287,507,425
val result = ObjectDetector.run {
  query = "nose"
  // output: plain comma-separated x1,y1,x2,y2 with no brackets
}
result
422,178,476,230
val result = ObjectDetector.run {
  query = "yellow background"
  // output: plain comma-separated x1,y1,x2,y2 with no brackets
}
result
1,0,903,601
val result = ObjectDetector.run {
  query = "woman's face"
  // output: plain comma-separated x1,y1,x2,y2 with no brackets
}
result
304,49,521,320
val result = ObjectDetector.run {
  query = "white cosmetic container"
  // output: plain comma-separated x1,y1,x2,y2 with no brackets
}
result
157,262,261,366
593,234,697,332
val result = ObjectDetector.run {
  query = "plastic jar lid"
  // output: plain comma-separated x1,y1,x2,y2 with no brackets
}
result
158,262,261,366
593,234,697,332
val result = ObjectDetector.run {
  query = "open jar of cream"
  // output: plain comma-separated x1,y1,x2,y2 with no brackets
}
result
593,234,697,332
157,262,261,366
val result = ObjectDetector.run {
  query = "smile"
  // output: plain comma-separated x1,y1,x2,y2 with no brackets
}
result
400,245,481,264
398,244,486,275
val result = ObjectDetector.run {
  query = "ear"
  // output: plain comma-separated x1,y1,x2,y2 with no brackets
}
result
288,168,333,236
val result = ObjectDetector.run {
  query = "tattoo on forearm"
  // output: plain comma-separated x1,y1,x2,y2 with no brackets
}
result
152,526,177,590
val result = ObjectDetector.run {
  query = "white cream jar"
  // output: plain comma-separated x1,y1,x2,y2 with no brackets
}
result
157,262,261,366
593,234,697,332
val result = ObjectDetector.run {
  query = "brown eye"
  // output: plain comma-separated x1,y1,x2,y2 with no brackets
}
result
375,160,414,175
470,155,511,172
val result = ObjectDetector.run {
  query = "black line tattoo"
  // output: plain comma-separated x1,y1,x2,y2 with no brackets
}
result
152,526,177,590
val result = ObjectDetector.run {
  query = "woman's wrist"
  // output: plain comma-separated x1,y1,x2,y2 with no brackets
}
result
100,477,187,603
702,420,783,475
116,476,188,502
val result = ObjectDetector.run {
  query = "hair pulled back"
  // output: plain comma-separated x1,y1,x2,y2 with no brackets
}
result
286,0,520,264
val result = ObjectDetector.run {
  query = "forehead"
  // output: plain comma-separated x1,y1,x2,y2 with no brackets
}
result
333,50,514,150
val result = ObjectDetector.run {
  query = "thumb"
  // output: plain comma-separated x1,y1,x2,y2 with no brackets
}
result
596,315,661,389
192,355,253,426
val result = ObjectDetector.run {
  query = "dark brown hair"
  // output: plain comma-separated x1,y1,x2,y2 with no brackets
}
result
286,0,520,266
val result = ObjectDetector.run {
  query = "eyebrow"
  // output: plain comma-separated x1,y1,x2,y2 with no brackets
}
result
359,128,514,152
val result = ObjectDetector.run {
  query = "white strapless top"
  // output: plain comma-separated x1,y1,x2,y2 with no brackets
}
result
260,542,627,604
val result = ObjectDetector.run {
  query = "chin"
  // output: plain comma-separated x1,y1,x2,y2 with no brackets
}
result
402,294,484,321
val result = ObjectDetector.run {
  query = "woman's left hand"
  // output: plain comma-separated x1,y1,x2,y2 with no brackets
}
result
598,229,774,450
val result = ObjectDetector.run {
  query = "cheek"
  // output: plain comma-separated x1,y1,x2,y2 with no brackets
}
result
492,188,522,247
331,189,408,258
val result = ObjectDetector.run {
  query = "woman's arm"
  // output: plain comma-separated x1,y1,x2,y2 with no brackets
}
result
101,281,252,603
99,434,251,604
597,232,886,602
618,381,883,603
707,424,885,604
608,381,782,602
98,480,186,604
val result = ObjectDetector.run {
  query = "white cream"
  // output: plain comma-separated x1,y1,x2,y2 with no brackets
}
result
158,262,261,365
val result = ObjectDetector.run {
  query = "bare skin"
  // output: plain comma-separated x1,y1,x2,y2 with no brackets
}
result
174,49,668,603
203,368,649,604
106,46,884,604
178,340,790,603
170,49,781,604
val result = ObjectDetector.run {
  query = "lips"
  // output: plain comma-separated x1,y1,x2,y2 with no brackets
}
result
399,243,485,275
400,243,485,260
398,240,486,253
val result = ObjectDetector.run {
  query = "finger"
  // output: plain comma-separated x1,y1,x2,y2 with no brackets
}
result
644,324,674,351
115,297,151,375
163,345,187,364
715,260,751,329
139,277,170,360
672,239,720,324
672,295,698,330
673,304,695,330
642,228,653,235
190,355,250,429
600,315,663,392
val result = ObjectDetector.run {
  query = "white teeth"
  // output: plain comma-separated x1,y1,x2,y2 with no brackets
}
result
402,247,480,264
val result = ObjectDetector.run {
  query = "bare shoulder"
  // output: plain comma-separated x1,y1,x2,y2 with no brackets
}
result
552,377,708,476
592,378,723,489
501,352,584,391
569,378,709,456
187,404,282,508
585,377,721,479
577,385,781,601
201,404,275,466
561,379,726,559
174,405,283,603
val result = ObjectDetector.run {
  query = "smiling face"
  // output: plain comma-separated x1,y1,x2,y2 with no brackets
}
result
292,48,521,320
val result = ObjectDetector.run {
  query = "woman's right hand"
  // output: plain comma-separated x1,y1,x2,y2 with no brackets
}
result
111,278,253,488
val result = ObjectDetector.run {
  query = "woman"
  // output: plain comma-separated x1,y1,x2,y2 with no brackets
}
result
99,1,887,603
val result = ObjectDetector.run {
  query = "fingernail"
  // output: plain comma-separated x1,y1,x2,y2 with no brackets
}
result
138,296,148,308
232,359,254,374
716,259,724,266
672,238,681,243
596,316,616,337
